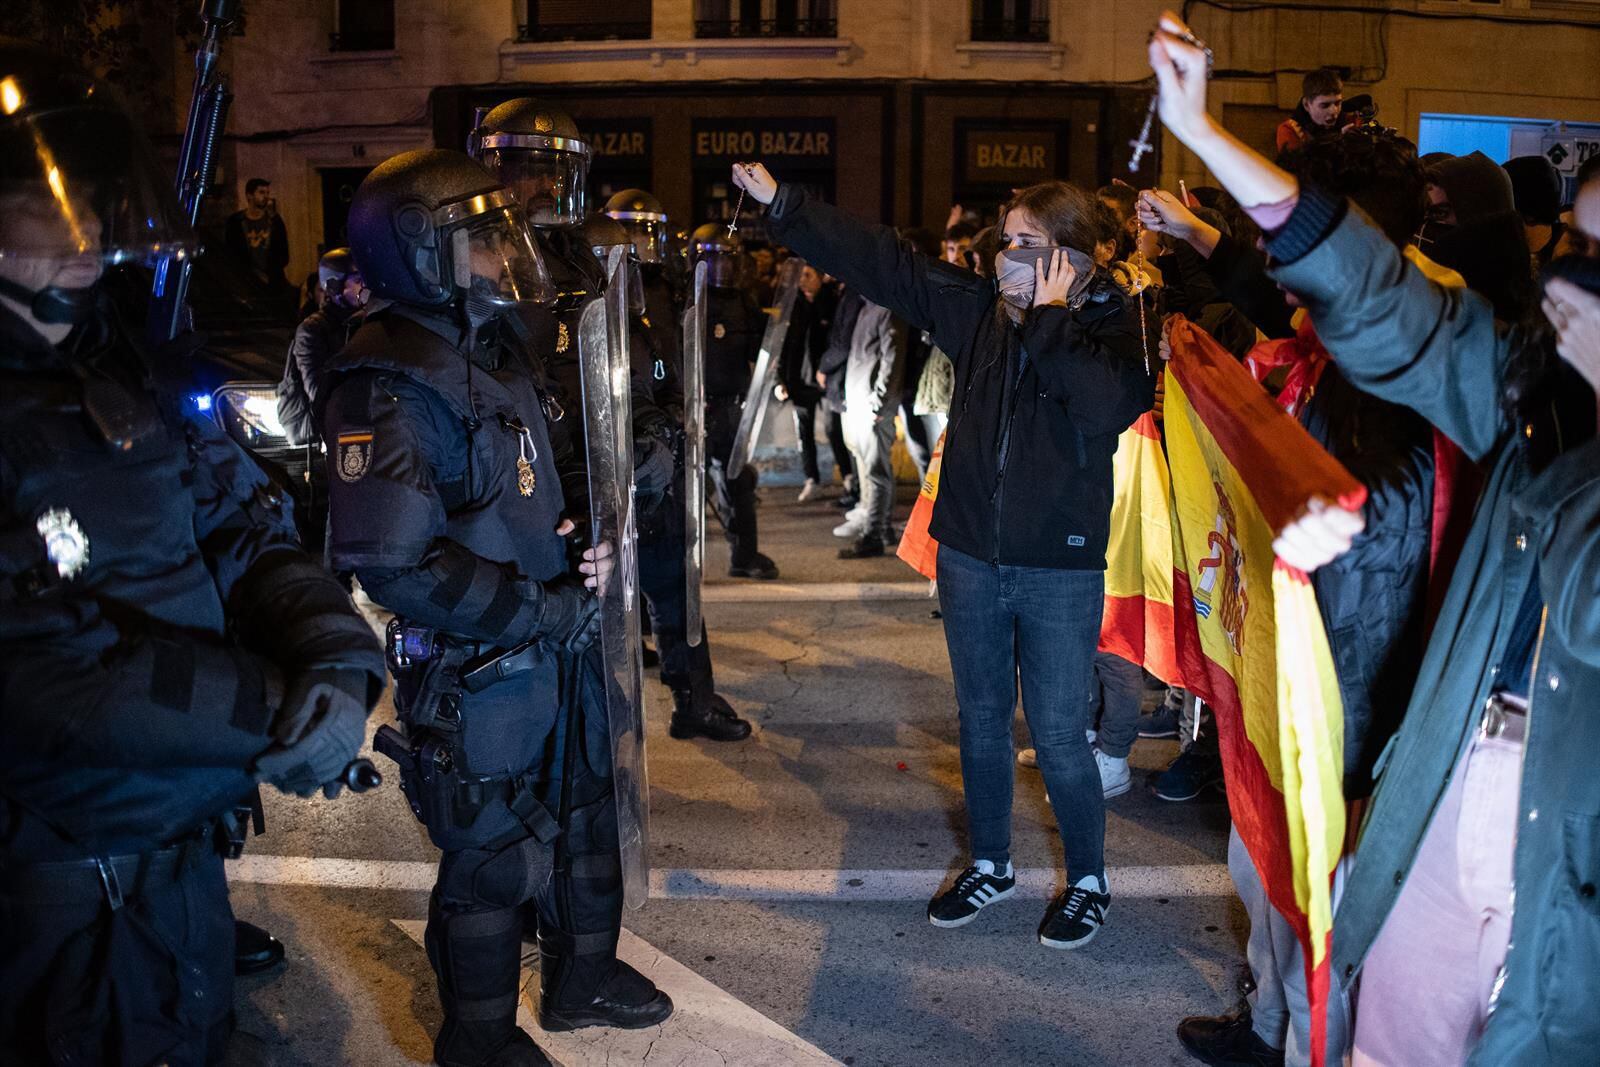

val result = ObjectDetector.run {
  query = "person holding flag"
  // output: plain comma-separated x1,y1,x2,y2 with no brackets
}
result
1149,10,1600,1065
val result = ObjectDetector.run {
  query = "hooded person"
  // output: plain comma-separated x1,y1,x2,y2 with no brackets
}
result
1503,154,1567,268
1424,151,1534,322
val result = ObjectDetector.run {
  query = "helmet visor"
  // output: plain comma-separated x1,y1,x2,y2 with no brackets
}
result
615,218,667,264
696,249,743,288
0,103,196,277
447,204,556,307
482,148,588,227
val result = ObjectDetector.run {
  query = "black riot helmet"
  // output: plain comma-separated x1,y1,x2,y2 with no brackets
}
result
346,149,553,313
471,98,591,227
690,223,744,288
579,213,645,314
0,37,197,326
603,187,669,265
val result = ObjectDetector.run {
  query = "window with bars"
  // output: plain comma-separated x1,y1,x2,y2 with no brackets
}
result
969,0,1049,42
694,0,838,39
330,0,396,52
519,0,653,42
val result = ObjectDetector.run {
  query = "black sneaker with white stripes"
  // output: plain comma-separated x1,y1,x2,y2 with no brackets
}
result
1038,874,1109,949
927,860,1015,928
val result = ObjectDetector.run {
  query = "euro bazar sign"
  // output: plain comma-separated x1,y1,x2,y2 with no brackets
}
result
693,118,837,163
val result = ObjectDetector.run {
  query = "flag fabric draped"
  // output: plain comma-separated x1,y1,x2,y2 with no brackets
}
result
895,428,945,580
1097,411,1183,687
1160,314,1366,1067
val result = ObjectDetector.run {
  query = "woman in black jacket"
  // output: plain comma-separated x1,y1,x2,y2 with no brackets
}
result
733,163,1155,949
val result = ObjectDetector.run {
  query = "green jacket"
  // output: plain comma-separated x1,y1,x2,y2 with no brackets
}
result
1272,198,1600,1065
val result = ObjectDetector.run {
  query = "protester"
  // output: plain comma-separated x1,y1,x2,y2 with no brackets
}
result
833,295,907,559
276,247,369,447
775,263,833,500
1276,69,1344,154
818,282,864,507
735,160,1155,949
1503,154,1567,269
1143,124,1440,1067
1150,14,1600,1063
944,221,978,269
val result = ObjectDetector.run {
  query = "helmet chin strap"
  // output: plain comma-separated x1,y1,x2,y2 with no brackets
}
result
0,274,98,326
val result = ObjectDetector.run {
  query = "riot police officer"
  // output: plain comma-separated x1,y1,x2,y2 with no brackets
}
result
320,149,672,1067
580,214,751,741
691,223,779,580
473,101,749,739
0,40,386,1064
604,188,683,382
277,246,369,447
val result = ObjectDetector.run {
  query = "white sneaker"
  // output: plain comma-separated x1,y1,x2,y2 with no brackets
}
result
797,478,819,502
1095,749,1131,799
833,518,867,539
1017,748,1037,768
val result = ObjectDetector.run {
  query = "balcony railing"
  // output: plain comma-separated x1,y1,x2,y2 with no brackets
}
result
969,17,1049,42
695,17,838,38
329,31,395,52
518,21,652,42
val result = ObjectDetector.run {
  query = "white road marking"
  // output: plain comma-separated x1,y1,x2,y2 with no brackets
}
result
702,580,933,603
392,920,841,1066
230,855,1230,900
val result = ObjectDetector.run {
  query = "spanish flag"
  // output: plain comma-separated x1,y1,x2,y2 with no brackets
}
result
1098,412,1182,687
1163,316,1366,1067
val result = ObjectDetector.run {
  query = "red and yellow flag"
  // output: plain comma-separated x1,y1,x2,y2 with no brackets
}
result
1098,412,1183,686
1163,316,1366,1067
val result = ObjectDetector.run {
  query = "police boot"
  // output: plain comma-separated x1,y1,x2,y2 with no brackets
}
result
536,939,674,1032
427,897,551,1066
669,690,752,742
234,919,285,976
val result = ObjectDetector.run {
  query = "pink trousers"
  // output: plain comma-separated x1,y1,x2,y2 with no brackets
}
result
1352,733,1523,1066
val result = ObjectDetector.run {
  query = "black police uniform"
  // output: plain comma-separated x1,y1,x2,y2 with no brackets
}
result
320,304,666,1064
704,285,769,568
0,299,384,1065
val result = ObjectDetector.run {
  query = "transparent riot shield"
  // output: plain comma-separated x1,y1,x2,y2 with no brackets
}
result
725,255,805,481
578,246,649,910
682,260,709,648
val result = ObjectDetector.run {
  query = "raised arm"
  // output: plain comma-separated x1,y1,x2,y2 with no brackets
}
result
733,163,987,343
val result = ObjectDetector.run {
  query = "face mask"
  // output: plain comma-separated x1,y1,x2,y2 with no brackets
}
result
993,247,1098,309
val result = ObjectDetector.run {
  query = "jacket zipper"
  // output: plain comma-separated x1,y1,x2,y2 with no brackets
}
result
990,349,1028,564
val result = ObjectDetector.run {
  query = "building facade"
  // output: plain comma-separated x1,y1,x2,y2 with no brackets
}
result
205,0,1600,285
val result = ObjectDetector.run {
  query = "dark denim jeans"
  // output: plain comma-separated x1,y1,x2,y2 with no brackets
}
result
936,543,1106,882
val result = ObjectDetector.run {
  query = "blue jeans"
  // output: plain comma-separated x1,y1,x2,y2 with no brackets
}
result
936,543,1106,882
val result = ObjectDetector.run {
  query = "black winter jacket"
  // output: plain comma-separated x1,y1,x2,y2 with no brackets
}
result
767,184,1155,569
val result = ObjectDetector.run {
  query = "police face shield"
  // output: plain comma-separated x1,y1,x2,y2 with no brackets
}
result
619,218,668,265
445,202,555,309
694,245,743,288
588,243,647,315
481,143,589,227
0,93,196,320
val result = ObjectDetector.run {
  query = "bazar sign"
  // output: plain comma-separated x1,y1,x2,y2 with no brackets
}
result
582,118,651,160
693,118,836,161
961,127,1058,183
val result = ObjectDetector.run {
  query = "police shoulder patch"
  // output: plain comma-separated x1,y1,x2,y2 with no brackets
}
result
337,430,373,483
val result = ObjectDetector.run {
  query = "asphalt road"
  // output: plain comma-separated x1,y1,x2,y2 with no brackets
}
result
229,484,1239,1067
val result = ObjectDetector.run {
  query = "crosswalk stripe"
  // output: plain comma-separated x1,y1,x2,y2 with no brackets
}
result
230,857,1231,900
703,580,933,603
391,921,841,1066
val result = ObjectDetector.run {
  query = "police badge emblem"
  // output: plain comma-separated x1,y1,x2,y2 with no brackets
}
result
36,508,89,579
337,431,373,483
713,322,726,340
557,321,571,353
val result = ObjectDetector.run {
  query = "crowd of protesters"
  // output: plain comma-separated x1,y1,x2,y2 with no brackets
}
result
721,10,1600,1063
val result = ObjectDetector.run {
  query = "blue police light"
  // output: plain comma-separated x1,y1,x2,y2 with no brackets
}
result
191,392,213,413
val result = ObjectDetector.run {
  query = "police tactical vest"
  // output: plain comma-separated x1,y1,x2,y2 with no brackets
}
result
325,310,568,586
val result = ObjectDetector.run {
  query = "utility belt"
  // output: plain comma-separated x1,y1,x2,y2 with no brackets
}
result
378,618,562,845
2,823,220,910
1479,690,1529,746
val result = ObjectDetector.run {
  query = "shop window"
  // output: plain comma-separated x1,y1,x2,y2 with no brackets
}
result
695,0,838,39
329,0,395,52
970,0,1048,42
520,0,652,42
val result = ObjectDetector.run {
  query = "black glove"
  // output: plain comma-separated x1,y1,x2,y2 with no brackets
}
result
254,667,372,797
531,581,602,655
633,433,676,513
